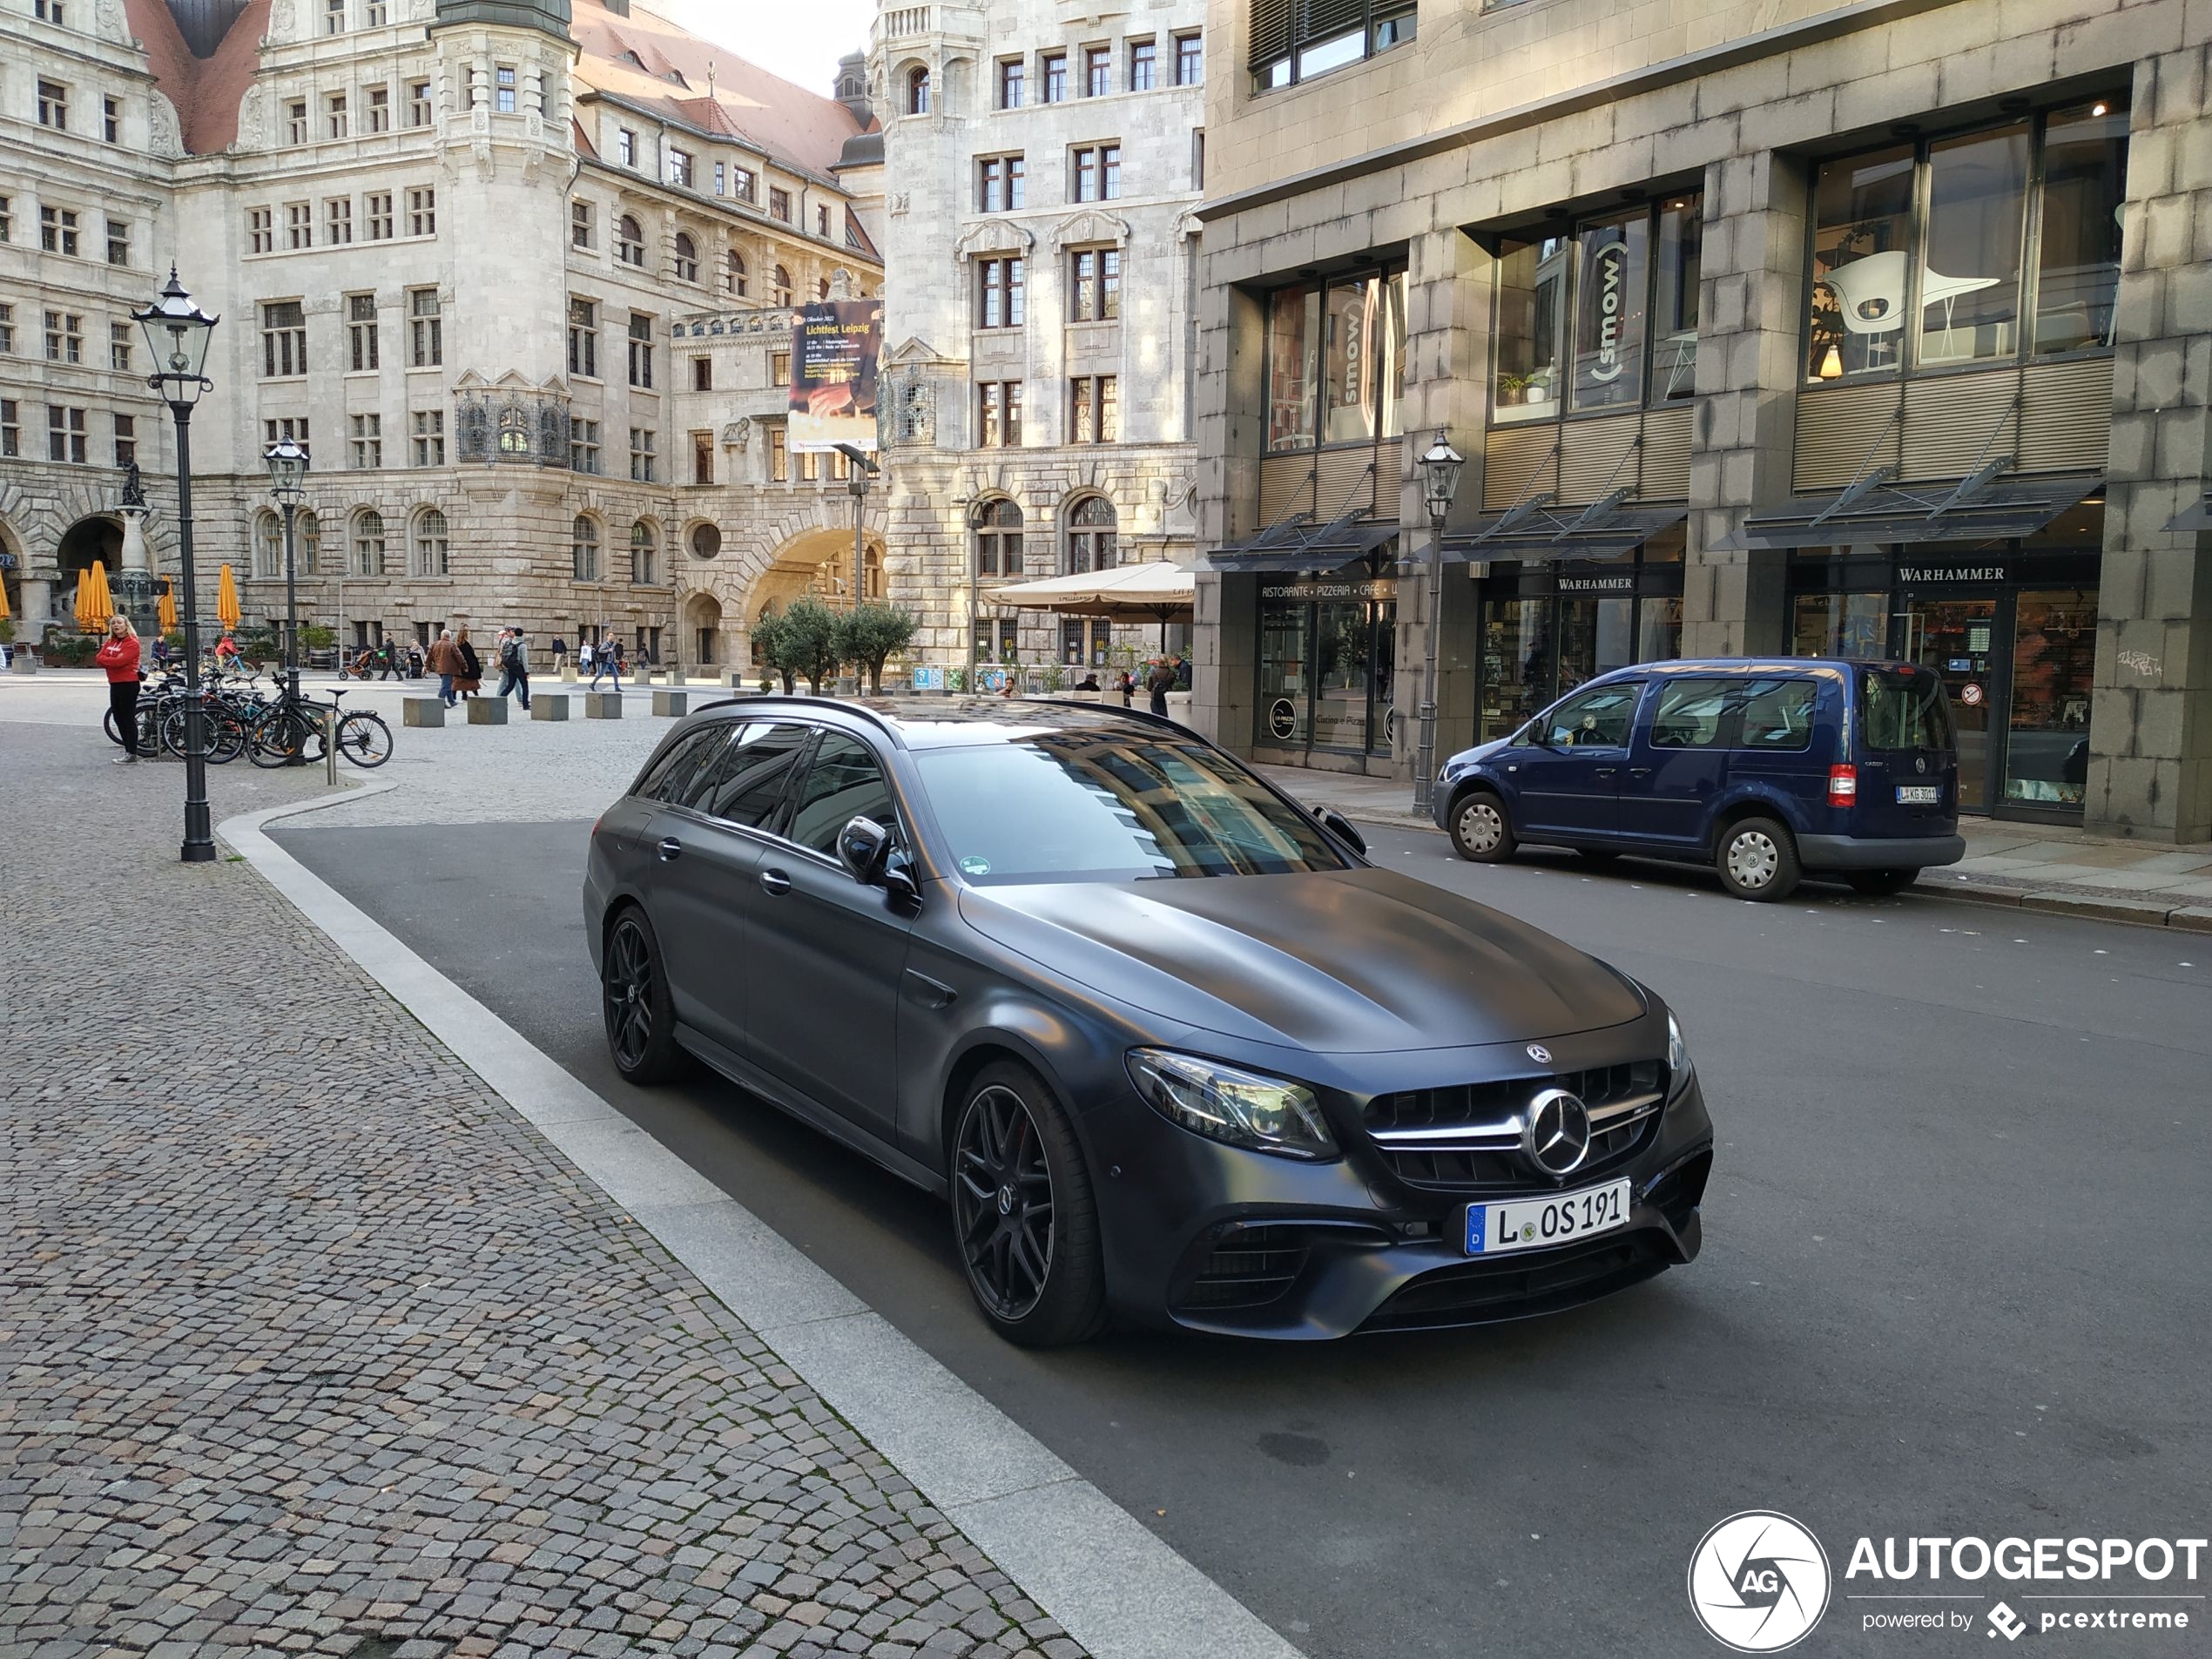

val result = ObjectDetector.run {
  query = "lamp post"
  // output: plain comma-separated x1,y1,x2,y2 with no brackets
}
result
833,441,880,614
263,435,309,706
133,267,220,864
1412,428,1466,815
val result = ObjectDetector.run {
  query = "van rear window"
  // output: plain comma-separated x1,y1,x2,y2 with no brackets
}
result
1859,667,1954,752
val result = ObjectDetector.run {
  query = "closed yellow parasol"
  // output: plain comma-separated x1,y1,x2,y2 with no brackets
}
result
216,563,240,631
158,577,178,632
76,559,114,631
0,571,12,621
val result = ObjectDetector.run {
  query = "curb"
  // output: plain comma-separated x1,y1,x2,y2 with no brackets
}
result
1315,806,2212,933
215,792,1304,1659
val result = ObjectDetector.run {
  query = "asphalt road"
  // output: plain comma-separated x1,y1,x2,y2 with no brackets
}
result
273,819,2210,1659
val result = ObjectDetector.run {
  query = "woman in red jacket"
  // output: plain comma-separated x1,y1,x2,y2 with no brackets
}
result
95,615,146,762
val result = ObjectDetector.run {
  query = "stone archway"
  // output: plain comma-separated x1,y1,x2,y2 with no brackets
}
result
683,590,725,670
55,516,125,629
741,526,887,632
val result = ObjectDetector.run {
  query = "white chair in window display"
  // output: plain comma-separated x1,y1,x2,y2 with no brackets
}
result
1821,251,1911,369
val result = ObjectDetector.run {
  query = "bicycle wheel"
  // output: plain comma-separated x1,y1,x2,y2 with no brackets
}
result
204,708,248,765
335,710,394,768
246,706,311,769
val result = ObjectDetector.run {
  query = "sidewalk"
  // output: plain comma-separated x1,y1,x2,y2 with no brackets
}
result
0,718,1082,1659
1258,763,2212,930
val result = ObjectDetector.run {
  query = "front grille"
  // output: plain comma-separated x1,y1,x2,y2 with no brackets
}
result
1176,1224,1311,1312
1360,1232,1669,1332
1364,1059,1669,1194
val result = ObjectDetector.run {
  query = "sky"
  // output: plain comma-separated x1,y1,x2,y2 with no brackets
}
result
649,0,879,99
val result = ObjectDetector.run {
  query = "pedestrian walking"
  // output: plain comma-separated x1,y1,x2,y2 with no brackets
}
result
1145,657,1175,717
424,628,463,707
96,615,147,762
588,638,616,690
1117,669,1136,708
496,627,532,710
374,637,400,681
454,625,482,699
550,635,567,673
609,639,628,685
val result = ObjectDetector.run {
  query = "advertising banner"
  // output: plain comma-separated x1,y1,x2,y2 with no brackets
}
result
788,300,884,453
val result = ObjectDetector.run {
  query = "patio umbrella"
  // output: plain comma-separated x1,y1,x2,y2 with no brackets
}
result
0,572,11,621
76,560,113,631
157,577,178,632
988,560,1197,650
216,563,240,631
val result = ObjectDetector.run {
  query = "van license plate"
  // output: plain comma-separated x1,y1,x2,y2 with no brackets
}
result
1896,784,1939,805
1465,1178,1631,1256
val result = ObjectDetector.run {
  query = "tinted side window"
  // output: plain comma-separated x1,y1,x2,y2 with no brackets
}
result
788,732,896,857
701,722,813,828
1649,679,1735,748
1736,678,1818,751
637,727,727,804
1860,666,1955,751
1533,682,1641,747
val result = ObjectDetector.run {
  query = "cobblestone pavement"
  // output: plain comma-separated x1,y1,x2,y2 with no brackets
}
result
0,717,1082,1659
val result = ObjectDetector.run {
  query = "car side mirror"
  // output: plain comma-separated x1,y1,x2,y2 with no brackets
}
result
837,814,893,884
1317,806,1367,857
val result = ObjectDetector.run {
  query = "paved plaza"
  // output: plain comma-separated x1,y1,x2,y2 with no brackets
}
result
0,705,1082,1659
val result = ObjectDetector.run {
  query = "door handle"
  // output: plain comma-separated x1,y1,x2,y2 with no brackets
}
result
657,837,683,861
1628,767,1652,779
759,867,792,895
1593,767,1616,779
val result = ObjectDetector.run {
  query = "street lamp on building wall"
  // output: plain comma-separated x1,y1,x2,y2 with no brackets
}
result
833,441,880,619
132,266,219,864
1412,428,1465,815
263,435,309,705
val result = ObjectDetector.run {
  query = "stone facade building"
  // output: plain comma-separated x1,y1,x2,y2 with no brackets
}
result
0,0,883,673
1192,0,2212,842
867,0,1207,679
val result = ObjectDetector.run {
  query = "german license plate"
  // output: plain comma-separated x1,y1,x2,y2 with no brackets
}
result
1896,784,1939,805
1464,1178,1631,1256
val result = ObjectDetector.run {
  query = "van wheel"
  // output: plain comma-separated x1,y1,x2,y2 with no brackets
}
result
1449,792,1516,863
1716,817,1801,902
1846,867,1920,896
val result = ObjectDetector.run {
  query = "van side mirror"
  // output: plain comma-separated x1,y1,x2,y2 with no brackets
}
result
837,814,893,883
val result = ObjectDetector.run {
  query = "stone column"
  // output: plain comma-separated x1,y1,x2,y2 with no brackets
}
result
1683,152,1810,656
2086,50,2212,843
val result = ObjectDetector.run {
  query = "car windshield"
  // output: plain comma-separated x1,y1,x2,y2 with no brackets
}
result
912,732,1352,883
1859,665,1954,752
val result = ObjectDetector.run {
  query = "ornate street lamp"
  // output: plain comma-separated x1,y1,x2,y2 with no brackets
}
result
263,434,310,705
133,266,219,863
1412,428,1466,815
834,442,880,622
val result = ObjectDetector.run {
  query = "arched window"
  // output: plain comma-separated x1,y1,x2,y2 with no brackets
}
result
299,510,320,576
907,65,931,114
725,248,747,297
973,498,1022,577
411,508,448,577
253,510,283,578
496,404,530,455
354,509,385,577
617,214,645,266
772,265,793,307
631,519,657,585
673,231,698,282
1065,496,1116,574
571,514,600,580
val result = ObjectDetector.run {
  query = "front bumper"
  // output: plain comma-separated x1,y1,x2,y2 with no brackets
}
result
1082,1069,1714,1339
1797,832,1966,871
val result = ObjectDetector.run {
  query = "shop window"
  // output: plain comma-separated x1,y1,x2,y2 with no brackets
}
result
1263,268,1406,452
1805,98,2125,382
1249,0,1415,93
1791,590,1888,659
1493,192,1702,425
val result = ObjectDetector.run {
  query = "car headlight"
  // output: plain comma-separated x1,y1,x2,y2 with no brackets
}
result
1127,1049,1337,1160
1667,1011,1693,1096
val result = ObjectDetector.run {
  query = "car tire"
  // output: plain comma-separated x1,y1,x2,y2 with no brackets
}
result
601,907,693,1084
950,1061,1107,1348
1846,867,1921,895
1449,791,1517,864
1716,816,1801,902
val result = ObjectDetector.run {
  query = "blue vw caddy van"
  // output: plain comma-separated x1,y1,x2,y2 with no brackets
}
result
1434,658,1965,901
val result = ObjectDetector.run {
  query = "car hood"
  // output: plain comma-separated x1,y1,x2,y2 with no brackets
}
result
954,868,1645,1054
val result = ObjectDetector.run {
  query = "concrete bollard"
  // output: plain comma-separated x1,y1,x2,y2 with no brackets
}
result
401,697,446,727
652,690,689,717
467,697,508,725
584,691,623,718
559,664,577,683
530,695,570,721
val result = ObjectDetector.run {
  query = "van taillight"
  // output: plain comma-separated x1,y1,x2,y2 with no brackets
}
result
1827,765,1858,806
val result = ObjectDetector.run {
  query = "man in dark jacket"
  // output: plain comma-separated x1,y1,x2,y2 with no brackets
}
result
1145,659,1176,717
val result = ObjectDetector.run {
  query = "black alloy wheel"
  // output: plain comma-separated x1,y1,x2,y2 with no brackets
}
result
950,1063,1105,1346
601,908,690,1082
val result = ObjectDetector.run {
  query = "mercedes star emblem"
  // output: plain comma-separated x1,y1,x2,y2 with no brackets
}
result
1527,1042,1552,1065
1522,1088,1593,1177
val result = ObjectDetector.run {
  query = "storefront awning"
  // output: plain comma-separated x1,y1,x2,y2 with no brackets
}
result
1440,503,1687,563
1206,512,1399,574
2162,492,2212,532
1724,471,2102,550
